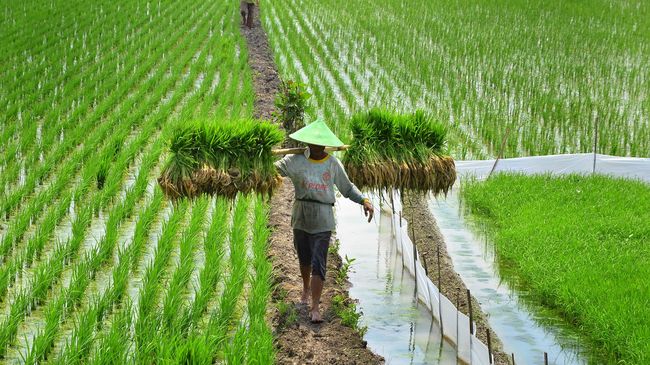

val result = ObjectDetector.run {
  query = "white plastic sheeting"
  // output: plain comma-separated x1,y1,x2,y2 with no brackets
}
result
455,153,650,183
388,195,493,365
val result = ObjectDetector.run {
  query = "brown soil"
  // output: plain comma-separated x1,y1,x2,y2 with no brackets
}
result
240,8,383,365
401,193,511,365
239,9,280,120
268,182,383,364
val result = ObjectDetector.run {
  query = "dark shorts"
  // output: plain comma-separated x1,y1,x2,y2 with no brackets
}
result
293,229,331,281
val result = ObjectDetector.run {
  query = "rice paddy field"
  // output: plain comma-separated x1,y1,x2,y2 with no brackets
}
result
2,0,649,363
461,174,650,364
261,0,650,363
262,0,650,159
0,0,273,363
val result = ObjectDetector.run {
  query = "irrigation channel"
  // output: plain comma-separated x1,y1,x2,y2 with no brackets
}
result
336,197,458,364
429,186,587,364
336,190,589,364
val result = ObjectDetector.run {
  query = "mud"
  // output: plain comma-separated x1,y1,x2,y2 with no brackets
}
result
240,7,382,364
401,193,510,365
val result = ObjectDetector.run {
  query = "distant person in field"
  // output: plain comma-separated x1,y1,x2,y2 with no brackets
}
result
274,119,374,323
240,0,259,28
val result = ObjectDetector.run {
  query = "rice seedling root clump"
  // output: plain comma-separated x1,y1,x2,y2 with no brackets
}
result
343,109,456,195
158,119,284,199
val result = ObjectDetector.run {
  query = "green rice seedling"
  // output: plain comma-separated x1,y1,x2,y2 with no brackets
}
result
198,195,250,360
189,197,229,327
243,196,275,363
342,108,456,194
462,174,650,363
161,195,209,334
88,301,133,365
224,326,247,364
96,158,109,190
158,119,284,199
134,200,190,362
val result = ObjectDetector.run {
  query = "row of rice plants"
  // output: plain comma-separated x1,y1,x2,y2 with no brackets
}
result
0,0,203,218
461,174,650,363
54,3,251,358
17,3,227,357
261,0,481,158
0,0,223,358
22,141,165,363
2,1,275,363
262,0,649,159
0,19,204,305
0,0,212,266
0,0,181,194
232,198,275,363
0,74,185,358
132,198,201,362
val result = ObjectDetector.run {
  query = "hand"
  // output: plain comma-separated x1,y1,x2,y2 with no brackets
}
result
362,200,374,223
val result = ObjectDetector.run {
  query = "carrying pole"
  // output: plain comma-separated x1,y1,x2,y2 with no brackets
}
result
272,145,350,155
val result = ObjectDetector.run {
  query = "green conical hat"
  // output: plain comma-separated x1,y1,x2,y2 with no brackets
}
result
289,119,344,147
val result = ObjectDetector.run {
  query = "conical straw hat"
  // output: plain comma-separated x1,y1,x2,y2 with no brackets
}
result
289,119,344,147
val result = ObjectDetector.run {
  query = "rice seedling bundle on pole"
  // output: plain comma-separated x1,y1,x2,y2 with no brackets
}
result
342,109,456,195
158,119,284,198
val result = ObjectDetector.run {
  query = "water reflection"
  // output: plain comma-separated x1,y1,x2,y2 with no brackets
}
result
336,198,458,365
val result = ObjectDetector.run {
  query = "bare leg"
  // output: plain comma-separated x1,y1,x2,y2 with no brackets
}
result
310,275,324,322
300,265,311,304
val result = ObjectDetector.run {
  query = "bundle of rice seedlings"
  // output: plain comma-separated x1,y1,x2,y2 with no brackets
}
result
158,119,284,199
342,109,456,195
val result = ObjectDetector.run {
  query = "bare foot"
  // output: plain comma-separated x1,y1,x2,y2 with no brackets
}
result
301,290,310,305
310,309,323,323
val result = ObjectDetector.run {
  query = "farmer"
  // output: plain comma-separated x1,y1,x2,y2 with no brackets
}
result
275,119,374,323
240,0,259,28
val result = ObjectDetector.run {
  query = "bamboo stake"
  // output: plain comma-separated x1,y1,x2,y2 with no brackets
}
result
467,289,474,335
488,126,511,179
272,145,350,155
487,329,493,364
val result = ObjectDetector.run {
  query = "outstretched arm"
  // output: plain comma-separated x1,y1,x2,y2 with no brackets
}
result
333,160,374,222
274,156,291,178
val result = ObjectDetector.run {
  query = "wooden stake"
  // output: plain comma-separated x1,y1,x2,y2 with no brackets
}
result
437,244,442,294
487,329,493,364
456,290,460,364
544,352,548,365
488,126,511,179
422,255,429,276
467,289,474,335
411,223,418,296
511,353,515,365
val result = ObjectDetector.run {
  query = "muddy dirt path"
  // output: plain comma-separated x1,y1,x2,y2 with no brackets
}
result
402,193,510,365
240,9,383,365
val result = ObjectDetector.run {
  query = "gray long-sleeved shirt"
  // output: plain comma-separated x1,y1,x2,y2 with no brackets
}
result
274,154,366,234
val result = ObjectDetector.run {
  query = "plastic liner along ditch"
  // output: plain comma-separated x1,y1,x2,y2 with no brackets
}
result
454,153,650,183
336,195,491,365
